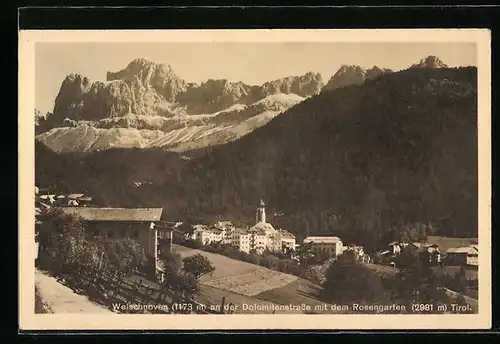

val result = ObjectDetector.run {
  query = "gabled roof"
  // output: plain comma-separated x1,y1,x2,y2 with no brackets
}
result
279,229,296,239
446,246,477,254
303,236,341,244
58,207,163,222
250,222,276,234
67,194,85,199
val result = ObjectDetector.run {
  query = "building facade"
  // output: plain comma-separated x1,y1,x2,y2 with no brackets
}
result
193,199,296,255
446,245,478,266
303,236,344,257
57,207,163,262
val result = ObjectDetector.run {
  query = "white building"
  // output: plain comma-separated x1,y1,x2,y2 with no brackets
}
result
214,199,296,255
192,225,224,245
248,199,296,254
303,236,344,257
446,245,478,266
227,228,251,253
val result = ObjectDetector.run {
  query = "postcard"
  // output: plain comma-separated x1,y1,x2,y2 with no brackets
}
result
18,28,491,331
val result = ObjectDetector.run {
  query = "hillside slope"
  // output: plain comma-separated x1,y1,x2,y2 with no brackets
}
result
157,67,478,246
36,67,477,250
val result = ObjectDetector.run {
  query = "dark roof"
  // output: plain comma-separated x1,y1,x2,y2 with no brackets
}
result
58,207,163,221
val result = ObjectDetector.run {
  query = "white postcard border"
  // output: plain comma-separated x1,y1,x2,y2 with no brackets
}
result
18,29,492,331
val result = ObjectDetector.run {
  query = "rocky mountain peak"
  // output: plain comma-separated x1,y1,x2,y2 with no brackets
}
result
410,55,448,69
322,65,367,92
106,58,187,102
261,72,324,98
365,65,394,81
322,64,395,92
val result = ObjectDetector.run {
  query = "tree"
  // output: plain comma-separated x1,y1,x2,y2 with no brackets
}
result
322,255,393,308
160,249,183,276
260,254,279,270
182,254,215,280
397,223,437,243
94,236,144,274
453,293,474,314
450,267,468,293
36,208,89,273
164,272,199,300
393,247,449,311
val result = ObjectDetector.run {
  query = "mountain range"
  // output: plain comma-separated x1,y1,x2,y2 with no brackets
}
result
36,55,448,153
36,56,477,250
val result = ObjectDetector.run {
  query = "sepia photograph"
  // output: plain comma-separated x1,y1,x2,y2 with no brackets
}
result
18,29,491,330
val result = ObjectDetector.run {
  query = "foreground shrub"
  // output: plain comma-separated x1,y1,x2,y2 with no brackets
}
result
182,254,215,280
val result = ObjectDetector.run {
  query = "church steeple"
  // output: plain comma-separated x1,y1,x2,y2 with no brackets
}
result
256,198,266,224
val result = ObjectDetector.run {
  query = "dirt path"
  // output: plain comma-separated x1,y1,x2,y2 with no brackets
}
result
35,269,113,314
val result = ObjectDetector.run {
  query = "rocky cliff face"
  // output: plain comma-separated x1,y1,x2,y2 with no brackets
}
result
261,72,324,97
322,65,393,92
410,55,449,69
37,56,447,153
106,58,188,103
37,58,317,153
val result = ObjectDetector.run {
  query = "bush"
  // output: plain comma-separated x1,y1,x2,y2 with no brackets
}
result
95,236,144,274
160,250,183,276
247,252,261,265
182,254,215,280
322,257,393,306
165,272,199,299
260,254,279,270
36,208,90,273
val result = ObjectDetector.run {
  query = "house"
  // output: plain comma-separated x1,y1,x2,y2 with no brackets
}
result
279,229,297,253
67,193,85,200
191,199,296,255
423,244,442,265
191,225,227,246
78,196,93,206
38,194,56,205
228,199,296,254
228,228,252,253
303,236,343,257
57,207,163,263
247,226,268,254
376,250,396,265
343,245,365,261
446,245,478,266
388,241,402,255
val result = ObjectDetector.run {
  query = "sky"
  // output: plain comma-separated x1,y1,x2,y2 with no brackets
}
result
35,42,476,115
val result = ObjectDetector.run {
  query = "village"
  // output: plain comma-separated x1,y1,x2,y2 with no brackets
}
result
34,186,479,313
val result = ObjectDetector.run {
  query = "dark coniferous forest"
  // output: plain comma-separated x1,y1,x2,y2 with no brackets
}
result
36,67,478,251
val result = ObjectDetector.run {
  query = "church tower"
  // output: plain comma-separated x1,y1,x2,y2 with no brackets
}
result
256,198,266,224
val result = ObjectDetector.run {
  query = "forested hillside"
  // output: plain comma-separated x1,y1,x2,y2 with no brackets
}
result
36,67,478,250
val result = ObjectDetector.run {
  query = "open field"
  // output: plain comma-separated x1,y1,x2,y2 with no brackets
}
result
173,244,331,312
255,278,344,314
173,244,298,295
